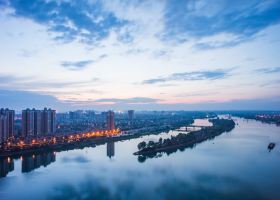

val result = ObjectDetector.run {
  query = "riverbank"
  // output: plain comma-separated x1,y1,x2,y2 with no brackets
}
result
0,119,194,158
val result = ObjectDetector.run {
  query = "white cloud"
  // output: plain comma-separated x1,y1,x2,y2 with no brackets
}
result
0,1,280,110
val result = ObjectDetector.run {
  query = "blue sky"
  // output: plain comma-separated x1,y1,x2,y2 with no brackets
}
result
0,0,280,111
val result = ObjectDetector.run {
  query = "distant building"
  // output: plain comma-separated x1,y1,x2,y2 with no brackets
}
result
69,110,84,120
101,111,107,119
106,111,115,130
86,110,95,119
128,110,134,120
0,108,15,143
56,113,68,122
22,108,56,137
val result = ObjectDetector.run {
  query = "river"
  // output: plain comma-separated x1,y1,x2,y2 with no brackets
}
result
0,117,280,200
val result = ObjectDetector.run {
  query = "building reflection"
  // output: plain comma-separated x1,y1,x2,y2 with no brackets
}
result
1,141,116,178
22,152,56,173
0,157,14,178
106,141,115,158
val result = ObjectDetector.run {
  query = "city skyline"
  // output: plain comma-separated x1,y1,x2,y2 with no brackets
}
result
0,0,280,111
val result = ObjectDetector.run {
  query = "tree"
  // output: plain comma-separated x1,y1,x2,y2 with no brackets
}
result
137,141,146,150
148,141,155,147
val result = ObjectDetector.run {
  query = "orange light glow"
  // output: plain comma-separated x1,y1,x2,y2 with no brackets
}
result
2,128,121,151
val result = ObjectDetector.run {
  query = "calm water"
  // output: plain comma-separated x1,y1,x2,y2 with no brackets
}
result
1,117,280,200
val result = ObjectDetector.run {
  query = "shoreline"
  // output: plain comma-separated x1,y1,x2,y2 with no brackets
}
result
134,119,235,156
0,121,193,159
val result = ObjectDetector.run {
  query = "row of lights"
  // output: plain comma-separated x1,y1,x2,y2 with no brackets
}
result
4,128,121,149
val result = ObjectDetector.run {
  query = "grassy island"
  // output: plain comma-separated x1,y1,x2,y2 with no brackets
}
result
134,118,235,161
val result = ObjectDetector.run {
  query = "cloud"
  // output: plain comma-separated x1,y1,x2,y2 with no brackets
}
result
142,78,167,84
86,97,280,111
256,67,280,74
61,60,94,70
176,91,219,97
142,69,230,84
260,79,280,87
0,89,65,110
0,74,99,89
61,54,107,70
5,0,127,43
193,33,255,50
0,1,279,112
61,155,90,163
93,97,160,104
18,48,38,57
162,0,280,43
1,89,279,111
0,74,30,83
3,0,279,48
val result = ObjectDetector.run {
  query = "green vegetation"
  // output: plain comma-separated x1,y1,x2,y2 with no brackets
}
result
134,118,235,161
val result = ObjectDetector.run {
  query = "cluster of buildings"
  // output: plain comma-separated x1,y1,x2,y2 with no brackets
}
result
0,107,121,144
22,108,56,137
0,108,56,143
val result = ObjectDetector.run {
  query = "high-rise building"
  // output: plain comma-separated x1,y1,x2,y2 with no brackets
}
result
0,115,8,143
42,108,56,135
128,110,134,120
22,109,36,137
106,110,115,130
34,110,42,135
0,108,15,143
22,108,56,137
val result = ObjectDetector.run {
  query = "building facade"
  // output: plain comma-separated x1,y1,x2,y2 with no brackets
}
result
22,108,56,137
128,110,134,120
0,108,15,143
106,111,115,130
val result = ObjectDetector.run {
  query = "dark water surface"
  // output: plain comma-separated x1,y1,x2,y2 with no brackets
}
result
0,117,280,200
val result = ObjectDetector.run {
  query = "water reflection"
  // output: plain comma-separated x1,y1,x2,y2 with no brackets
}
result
0,152,56,177
107,142,115,158
47,173,267,200
0,117,280,200
1,141,117,177
22,152,56,173
0,157,14,178
0,137,119,177
156,174,266,200
137,142,196,163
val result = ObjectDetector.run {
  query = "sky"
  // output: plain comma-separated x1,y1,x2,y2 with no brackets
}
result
0,0,280,112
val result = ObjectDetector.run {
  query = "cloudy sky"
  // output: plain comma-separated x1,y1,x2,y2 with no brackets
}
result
0,0,280,111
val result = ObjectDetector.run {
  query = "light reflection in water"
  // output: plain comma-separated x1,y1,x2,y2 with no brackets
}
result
0,117,279,200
